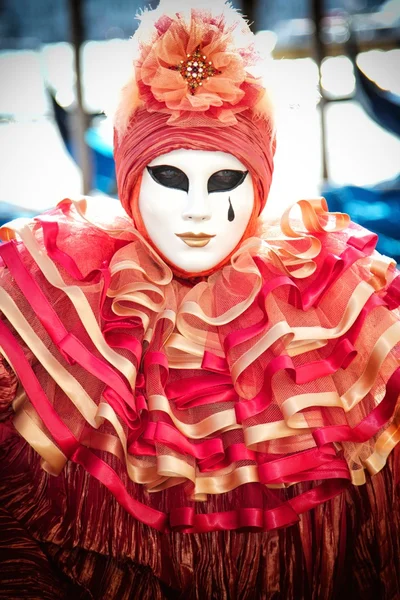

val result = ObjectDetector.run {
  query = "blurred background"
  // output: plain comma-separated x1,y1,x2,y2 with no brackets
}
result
0,0,399,258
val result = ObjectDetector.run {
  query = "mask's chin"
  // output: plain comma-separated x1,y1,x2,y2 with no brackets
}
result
147,238,234,279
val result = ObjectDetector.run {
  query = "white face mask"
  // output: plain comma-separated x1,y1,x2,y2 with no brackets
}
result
137,149,255,274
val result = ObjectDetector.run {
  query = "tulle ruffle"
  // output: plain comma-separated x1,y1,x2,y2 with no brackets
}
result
0,197,399,533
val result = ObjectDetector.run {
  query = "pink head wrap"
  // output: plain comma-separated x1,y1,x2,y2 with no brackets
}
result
112,2,276,224
114,108,275,219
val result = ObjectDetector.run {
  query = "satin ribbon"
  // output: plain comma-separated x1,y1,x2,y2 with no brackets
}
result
280,198,350,236
168,478,350,533
6,221,138,387
313,366,400,447
0,319,168,531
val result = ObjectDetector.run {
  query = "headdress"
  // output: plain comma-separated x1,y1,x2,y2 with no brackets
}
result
112,0,276,226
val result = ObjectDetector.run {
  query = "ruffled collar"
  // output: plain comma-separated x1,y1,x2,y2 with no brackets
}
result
0,196,399,533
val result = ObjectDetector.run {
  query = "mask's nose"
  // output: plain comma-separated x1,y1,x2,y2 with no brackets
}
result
181,186,212,222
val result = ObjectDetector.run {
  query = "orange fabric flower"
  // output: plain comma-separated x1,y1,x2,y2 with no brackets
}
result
135,9,265,126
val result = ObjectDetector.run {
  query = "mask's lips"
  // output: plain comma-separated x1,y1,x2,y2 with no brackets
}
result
175,232,216,248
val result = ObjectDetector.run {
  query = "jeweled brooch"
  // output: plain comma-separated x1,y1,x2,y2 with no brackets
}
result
170,45,222,95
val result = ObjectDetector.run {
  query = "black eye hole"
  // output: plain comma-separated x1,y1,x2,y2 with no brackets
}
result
207,170,248,194
147,165,189,193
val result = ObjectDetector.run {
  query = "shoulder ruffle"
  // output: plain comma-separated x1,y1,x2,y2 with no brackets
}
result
0,197,399,533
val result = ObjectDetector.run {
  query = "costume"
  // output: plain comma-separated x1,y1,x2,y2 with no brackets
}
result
0,2,399,598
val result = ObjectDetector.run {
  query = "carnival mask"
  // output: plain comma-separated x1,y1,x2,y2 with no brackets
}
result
137,149,255,274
